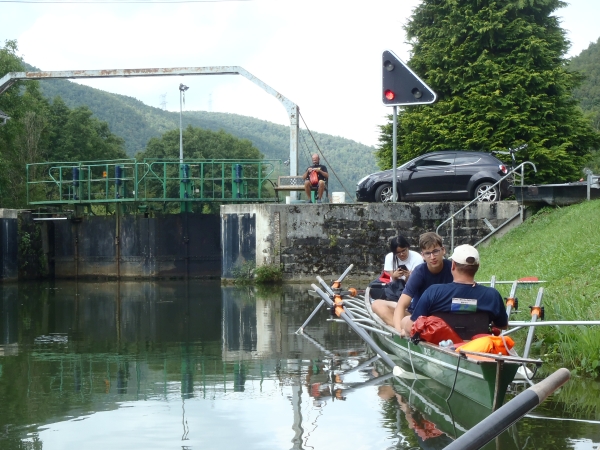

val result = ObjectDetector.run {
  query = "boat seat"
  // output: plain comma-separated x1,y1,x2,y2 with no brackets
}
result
431,311,490,341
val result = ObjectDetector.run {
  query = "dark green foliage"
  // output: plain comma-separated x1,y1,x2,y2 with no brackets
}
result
570,38,600,133
376,0,600,183
254,264,283,284
142,125,262,161
570,38,600,172
47,97,126,162
231,260,256,284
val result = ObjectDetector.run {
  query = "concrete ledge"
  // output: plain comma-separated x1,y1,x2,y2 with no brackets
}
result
221,201,522,281
0,209,19,219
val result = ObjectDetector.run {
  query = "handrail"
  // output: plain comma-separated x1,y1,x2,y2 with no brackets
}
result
436,161,537,252
26,158,283,207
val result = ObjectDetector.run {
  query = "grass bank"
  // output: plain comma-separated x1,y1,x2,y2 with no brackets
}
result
475,199,600,376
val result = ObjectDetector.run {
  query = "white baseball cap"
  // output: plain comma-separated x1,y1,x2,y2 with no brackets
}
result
450,244,480,265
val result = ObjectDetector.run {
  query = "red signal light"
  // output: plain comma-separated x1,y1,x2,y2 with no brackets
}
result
384,89,395,101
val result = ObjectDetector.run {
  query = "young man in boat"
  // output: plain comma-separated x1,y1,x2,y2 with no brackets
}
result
400,244,508,336
372,232,453,330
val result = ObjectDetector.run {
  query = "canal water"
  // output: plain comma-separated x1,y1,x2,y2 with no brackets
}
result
1,280,599,450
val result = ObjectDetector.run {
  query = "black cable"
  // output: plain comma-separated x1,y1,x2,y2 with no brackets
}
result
299,128,314,170
299,111,353,201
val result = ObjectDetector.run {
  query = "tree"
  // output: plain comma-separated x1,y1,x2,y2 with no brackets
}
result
47,99,126,162
138,125,265,210
142,125,263,161
570,38,600,133
0,40,50,207
376,0,600,183
0,40,128,208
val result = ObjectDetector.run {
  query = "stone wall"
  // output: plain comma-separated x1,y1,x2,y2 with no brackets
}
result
221,201,522,282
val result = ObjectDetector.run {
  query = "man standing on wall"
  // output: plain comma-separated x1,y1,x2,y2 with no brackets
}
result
302,154,328,203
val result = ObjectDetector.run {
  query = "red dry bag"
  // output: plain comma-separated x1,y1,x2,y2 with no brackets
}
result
309,170,319,187
410,316,463,345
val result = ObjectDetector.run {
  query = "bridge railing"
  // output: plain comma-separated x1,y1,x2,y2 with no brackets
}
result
26,158,283,206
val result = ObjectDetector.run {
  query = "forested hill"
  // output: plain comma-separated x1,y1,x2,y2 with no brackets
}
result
37,76,378,196
571,38,600,132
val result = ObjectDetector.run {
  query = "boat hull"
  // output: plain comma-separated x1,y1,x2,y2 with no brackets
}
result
376,333,519,410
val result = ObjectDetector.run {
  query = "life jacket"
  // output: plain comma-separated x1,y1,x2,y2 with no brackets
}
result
455,335,515,356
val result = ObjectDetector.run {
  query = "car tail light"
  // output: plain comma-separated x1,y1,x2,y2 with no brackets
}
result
499,164,507,175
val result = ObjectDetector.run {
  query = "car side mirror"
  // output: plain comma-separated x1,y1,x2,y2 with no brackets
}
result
408,163,417,170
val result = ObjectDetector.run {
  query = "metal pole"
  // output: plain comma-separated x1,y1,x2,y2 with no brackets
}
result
505,280,518,318
288,105,300,201
444,368,570,450
392,106,398,203
179,84,189,212
296,300,325,334
523,287,543,359
179,84,189,164
179,87,184,164
311,284,403,376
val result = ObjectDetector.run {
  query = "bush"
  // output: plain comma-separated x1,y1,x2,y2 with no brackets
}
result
254,264,283,284
231,261,255,284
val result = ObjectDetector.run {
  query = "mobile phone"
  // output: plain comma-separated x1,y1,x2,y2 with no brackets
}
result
398,264,408,271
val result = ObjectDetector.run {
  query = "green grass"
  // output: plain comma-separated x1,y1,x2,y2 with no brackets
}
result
475,200,600,376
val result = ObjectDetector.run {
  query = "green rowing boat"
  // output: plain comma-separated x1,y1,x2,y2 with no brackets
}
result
365,287,541,410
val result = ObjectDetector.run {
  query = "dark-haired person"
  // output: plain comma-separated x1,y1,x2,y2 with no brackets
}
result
373,232,453,329
302,154,328,203
400,244,508,336
377,235,423,300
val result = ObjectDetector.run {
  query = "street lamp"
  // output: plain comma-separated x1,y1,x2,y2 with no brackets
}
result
179,83,189,164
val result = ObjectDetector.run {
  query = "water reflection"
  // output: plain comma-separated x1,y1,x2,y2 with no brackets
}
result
0,280,599,449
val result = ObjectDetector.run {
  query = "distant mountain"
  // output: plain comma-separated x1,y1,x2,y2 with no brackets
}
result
570,37,600,132
36,76,378,197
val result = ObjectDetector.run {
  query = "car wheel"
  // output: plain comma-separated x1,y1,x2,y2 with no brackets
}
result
474,182,499,202
374,183,398,203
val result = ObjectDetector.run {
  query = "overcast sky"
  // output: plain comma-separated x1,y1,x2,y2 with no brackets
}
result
2,0,599,147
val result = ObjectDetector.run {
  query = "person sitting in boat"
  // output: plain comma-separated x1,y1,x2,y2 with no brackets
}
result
399,244,508,337
372,232,452,329
371,235,424,301
302,153,328,203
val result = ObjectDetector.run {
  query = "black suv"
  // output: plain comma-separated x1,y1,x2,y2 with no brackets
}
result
356,151,510,203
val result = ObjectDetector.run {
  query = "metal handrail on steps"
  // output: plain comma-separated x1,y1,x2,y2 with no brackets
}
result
436,161,537,252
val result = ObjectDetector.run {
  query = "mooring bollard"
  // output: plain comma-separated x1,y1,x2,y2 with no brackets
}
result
444,367,571,450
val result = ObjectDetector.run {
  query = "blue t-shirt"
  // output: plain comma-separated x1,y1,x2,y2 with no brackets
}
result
410,282,508,327
403,259,453,312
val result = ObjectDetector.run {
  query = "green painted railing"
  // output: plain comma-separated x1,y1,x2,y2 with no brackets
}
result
26,158,283,206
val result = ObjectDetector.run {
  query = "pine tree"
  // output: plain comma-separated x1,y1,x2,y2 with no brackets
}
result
376,0,600,183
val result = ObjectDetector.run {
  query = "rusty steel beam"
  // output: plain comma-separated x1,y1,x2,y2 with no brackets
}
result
0,66,300,177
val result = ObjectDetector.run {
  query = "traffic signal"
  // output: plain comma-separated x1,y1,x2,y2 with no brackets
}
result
382,50,437,106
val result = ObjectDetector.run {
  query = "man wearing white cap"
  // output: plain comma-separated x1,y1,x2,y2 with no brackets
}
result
400,244,508,337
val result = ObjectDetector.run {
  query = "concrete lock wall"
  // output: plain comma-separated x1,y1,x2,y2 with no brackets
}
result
0,211,222,281
221,201,522,282
52,213,222,279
